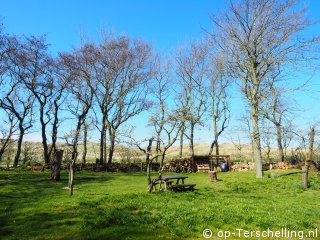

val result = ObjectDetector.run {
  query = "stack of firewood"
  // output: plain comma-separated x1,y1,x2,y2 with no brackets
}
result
27,162,161,172
271,162,289,169
197,164,210,173
161,158,195,173
231,162,255,171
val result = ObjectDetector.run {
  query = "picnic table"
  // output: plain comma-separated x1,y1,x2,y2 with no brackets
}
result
153,175,196,192
161,175,188,184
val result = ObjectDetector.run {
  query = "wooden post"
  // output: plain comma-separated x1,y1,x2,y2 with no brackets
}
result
51,149,63,181
208,170,218,182
302,166,308,189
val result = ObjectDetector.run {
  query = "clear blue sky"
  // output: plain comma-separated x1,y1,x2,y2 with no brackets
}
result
1,0,320,144
1,0,225,53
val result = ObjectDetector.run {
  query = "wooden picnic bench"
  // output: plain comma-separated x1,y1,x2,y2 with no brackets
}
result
153,175,196,192
152,179,174,191
170,183,196,192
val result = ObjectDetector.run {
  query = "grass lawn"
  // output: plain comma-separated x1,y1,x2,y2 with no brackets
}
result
1,169,320,240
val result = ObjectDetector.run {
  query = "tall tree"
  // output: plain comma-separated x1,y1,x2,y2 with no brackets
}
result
50,67,68,157
0,109,17,161
60,44,94,196
210,0,319,177
149,57,181,167
260,86,293,162
132,138,158,193
87,35,153,165
0,80,34,167
207,55,230,155
12,36,56,165
175,42,208,157
0,36,34,167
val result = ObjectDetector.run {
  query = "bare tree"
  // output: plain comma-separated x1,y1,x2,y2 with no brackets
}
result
207,54,230,155
282,120,294,160
49,66,68,158
230,134,243,162
0,109,17,161
260,84,297,162
260,118,274,163
81,118,92,163
308,126,315,161
175,42,208,157
132,137,159,193
10,36,56,165
210,0,319,177
0,27,18,162
0,80,34,167
149,57,181,166
87,35,153,165
60,44,94,196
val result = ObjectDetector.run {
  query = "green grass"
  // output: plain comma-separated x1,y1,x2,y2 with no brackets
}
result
1,170,320,240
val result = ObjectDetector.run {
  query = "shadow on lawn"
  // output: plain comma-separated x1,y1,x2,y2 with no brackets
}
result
277,171,302,177
0,171,116,237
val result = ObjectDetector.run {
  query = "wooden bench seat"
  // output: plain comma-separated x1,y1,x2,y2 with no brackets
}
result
153,180,174,191
170,184,196,192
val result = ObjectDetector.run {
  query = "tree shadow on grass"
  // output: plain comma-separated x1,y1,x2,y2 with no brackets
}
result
0,171,118,239
277,171,302,177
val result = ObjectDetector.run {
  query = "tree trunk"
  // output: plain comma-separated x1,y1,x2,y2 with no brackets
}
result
146,138,153,193
99,115,106,165
208,170,218,182
267,147,271,163
251,107,263,178
308,127,315,161
209,133,220,156
69,161,74,196
39,108,50,165
0,119,14,161
189,123,195,157
213,115,220,155
179,123,185,158
107,128,116,164
82,122,88,164
13,125,24,167
160,152,166,169
302,165,308,188
179,131,183,158
276,123,284,162
215,139,219,155
103,128,107,165
50,99,59,159
69,122,81,196
51,150,63,181
209,140,215,156
155,136,161,162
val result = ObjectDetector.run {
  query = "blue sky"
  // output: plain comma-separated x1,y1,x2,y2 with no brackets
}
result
1,0,225,53
1,0,320,144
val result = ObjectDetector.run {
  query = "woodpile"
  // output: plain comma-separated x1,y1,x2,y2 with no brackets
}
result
197,164,210,173
271,162,289,169
26,162,160,172
161,158,196,173
26,165,45,172
231,162,255,171
231,161,303,172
